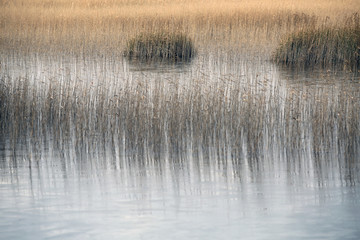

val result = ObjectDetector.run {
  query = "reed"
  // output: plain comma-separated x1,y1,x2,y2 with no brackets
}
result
124,32,194,61
1,0,359,57
1,0,360,159
274,14,360,69
1,70,359,160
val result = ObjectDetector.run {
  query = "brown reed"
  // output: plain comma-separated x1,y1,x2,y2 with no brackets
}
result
1,0,359,57
1,0,360,159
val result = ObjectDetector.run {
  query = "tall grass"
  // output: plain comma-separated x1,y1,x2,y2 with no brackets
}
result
1,0,359,57
1,72,359,187
273,14,360,69
1,70,359,163
1,0,360,167
124,32,194,61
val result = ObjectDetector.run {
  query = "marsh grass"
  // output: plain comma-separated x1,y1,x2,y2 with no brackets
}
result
1,0,359,58
1,0,360,167
1,69,359,163
274,14,360,69
1,72,359,188
124,32,194,62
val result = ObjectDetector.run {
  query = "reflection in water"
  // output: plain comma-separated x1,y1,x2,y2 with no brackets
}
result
1,135,360,239
1,51,360,239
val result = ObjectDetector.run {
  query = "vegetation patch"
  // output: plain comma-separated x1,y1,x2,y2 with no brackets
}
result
124,32,195,62
274,21,360,69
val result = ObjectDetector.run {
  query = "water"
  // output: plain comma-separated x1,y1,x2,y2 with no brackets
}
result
1,51,360,239
1,145,360,239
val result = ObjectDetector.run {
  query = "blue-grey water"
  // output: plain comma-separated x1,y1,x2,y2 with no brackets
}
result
1,51,360,239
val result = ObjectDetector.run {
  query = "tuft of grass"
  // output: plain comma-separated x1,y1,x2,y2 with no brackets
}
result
124,32,195,62
273,16,360,69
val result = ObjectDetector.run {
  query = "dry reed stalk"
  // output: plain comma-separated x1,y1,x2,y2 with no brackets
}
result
1,0,359,56
1,69,359,161
1,0,360,165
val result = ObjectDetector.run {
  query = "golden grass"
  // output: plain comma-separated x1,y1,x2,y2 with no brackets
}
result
1,0,359,56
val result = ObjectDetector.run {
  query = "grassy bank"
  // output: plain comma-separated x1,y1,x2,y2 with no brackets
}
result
273,14,360,69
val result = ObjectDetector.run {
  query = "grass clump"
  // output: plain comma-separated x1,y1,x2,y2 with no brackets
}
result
274,16,360,69
124,32,195,62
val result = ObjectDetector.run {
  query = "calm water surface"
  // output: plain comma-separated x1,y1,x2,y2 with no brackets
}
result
1,51,360,239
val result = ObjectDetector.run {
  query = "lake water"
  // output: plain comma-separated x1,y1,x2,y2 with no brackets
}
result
1,50,360,239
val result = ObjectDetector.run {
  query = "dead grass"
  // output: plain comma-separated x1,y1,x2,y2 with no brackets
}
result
1,0,359,56
1,69,359,157
1,0,360,156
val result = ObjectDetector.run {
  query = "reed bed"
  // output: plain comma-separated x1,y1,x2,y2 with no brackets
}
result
274,14,360,69
1,0,360,176
1,74,359,187
1,0,360,57
1,70,359,164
